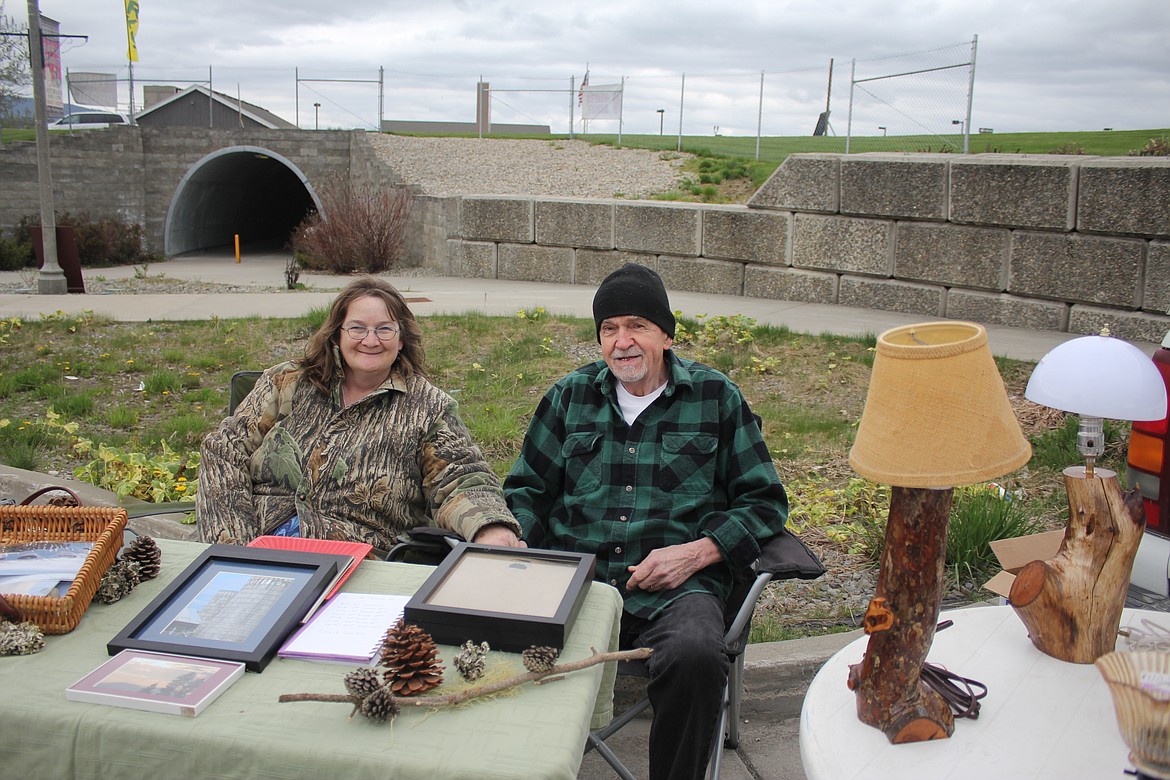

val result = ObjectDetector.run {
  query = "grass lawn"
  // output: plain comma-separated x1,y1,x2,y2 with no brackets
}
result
0,306,1133,613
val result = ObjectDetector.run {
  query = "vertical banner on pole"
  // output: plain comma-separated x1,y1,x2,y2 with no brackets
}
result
39,15,62,120
124,0,140,62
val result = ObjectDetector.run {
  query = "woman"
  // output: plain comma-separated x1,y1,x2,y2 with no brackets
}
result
196,276,523,554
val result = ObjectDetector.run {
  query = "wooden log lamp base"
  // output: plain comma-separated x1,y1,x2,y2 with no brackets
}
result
847,486,956,743
1009,466,1146,664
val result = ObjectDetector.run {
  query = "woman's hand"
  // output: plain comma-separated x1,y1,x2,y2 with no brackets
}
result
472,524,528,548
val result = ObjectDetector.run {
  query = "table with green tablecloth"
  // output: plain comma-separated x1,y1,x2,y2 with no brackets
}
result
0,539,624,780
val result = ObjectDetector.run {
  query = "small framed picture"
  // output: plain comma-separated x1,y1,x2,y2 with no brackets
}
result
403,543,595,652
108,545,347,672
66,650,245,717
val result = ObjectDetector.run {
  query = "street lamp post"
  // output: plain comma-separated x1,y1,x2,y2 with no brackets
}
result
878,126,887,136
313,103,321,130
657,109,664,136
952,119,966,135
26,0,66,294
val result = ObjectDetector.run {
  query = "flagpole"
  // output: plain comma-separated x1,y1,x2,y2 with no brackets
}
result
123,0,139,121
580,63,588,135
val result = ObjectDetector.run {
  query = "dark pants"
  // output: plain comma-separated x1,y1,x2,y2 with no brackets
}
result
620,593,729,780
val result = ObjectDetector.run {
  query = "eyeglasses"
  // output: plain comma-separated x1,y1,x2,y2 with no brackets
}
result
342,324,400,341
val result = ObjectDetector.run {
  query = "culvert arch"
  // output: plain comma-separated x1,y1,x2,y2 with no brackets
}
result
164,145,321,257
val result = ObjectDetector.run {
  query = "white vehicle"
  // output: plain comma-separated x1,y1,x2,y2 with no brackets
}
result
47,111,132,131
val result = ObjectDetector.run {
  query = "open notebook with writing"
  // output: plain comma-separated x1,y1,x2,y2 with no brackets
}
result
278,592,410,664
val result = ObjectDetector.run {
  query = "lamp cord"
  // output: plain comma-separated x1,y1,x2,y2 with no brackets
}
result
921,662,987,719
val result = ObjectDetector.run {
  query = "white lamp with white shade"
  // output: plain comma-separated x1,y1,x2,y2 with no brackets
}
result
1012,328,1168,664
1025,328,1167,478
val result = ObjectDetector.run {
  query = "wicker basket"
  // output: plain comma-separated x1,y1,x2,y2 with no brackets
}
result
0,504,127,634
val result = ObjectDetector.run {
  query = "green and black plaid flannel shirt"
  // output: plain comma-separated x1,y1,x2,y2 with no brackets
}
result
504,351,789,620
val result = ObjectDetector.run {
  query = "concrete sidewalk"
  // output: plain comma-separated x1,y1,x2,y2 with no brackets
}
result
0,251,1146,361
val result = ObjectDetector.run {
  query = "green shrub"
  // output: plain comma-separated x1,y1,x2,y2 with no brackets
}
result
1130,136,1170,156
0,233,33,271
15,212,156,267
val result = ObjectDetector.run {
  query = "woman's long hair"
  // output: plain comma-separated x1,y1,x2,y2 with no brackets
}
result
299,276,426,393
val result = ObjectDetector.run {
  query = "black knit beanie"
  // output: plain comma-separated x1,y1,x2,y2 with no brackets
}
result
592,264,676,342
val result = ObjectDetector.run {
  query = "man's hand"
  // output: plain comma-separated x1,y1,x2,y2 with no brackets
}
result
625,537,722,592
472,524,528,548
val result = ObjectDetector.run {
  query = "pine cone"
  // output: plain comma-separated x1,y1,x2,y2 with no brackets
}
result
344,667,383,700
453,640,490,682
521,646,560,674
95,560,143,604
378,619,444,696
46,492,79,507
0,621,45,655
359,687,400,723
124,535,162,580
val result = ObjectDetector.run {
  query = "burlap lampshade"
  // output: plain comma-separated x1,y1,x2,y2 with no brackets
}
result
849,321,1031,488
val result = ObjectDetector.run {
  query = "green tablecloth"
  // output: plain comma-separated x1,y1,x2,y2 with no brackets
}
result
0,539,623,780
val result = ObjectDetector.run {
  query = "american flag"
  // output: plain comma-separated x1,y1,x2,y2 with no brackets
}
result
578,70,589,107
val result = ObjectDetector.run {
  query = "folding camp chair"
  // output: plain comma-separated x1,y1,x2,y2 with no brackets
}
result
123,370,262,520
584,529,825,780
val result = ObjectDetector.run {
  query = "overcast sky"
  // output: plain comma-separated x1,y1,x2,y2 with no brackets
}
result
14,0,1170,138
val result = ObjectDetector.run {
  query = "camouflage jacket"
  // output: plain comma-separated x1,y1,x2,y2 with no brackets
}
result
196,361,519,553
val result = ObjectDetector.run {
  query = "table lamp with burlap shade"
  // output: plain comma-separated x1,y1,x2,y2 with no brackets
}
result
846,321,1031,743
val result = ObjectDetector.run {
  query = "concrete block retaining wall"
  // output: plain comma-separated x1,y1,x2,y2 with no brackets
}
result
426,153,1170,343
2,129,1167,343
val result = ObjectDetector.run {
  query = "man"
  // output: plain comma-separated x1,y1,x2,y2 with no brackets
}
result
504,264,789,780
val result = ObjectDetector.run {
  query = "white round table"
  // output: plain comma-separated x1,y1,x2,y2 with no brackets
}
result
800,605,1162,780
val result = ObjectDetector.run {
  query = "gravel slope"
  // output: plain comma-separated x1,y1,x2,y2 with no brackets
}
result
365,134,690,199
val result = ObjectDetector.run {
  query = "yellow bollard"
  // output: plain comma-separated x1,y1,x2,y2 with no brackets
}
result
235,234,241,263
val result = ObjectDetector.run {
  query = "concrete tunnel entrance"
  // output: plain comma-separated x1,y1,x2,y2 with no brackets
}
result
163,146,321,258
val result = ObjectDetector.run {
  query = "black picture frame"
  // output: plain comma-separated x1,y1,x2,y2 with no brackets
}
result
108,545,347,672
403,543,596,652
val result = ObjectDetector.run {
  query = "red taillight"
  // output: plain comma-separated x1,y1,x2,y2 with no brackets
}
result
1143,498,1161,532
1128,346,1170,536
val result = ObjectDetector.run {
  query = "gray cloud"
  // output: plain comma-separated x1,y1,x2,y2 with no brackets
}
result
22,0,1169,135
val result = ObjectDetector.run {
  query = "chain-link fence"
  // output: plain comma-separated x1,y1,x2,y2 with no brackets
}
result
844,38,977,154
49,39,976,153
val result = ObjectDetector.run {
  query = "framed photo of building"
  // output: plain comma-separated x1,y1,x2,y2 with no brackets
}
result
108,545,347,672
403,543,595,652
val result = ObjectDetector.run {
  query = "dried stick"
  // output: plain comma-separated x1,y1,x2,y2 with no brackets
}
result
280,646,651,709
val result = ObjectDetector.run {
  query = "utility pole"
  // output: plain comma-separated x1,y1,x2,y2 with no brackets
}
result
26,0,65,294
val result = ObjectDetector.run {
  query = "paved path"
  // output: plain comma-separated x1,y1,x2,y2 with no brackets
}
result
3,251,1150,361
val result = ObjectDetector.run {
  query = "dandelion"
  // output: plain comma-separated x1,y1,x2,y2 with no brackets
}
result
174,485,187,492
